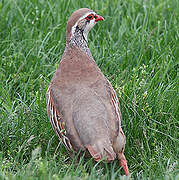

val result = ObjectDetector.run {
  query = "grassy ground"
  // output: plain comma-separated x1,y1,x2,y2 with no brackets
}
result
0,0,178,179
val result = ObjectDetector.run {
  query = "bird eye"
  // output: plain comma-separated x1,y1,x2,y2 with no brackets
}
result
85,14,94,21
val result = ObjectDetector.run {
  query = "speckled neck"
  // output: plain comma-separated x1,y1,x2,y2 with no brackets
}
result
66,27,92,58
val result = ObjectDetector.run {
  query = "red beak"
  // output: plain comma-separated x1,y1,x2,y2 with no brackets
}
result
120,159,129,176
95,15,104,22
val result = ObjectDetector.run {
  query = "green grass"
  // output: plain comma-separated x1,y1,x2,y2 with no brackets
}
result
0,0,178,179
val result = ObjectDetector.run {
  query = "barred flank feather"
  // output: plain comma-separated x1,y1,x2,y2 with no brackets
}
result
46,87,73,151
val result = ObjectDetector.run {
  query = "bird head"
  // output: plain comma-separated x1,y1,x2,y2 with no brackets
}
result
113,128,129,176
66,8,104,44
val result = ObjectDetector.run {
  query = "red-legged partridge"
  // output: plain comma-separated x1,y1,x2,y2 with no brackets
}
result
46,8,129,176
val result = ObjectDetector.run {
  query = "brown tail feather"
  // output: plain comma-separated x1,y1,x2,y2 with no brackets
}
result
86,140,116,162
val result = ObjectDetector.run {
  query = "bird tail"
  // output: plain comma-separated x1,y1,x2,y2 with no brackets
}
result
86,140,116,162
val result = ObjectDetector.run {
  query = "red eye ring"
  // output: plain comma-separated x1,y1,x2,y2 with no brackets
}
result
85,14,94,21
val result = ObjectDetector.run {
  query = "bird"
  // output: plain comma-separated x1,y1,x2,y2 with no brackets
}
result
46,8,129,176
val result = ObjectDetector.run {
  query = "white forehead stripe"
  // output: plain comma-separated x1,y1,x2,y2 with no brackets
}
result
79,11,96,21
